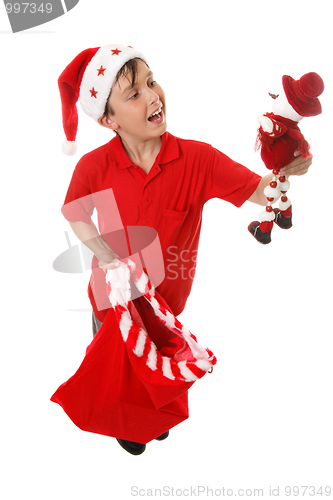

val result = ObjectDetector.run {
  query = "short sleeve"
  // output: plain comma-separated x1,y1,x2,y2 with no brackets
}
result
204,146,262,207
61,158,95,224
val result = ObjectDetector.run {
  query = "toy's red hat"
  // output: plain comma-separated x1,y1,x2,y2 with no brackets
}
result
282,72,324,117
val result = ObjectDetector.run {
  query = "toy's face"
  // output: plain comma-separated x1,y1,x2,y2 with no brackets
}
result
271,88,303,122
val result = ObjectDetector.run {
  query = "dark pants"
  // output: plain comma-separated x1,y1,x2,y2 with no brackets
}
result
92,313,103,337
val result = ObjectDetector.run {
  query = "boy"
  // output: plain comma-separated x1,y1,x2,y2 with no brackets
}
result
58,44,312,455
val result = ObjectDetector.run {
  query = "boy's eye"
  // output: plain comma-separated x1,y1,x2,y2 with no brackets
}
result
150,80,157,87
130,92,139,99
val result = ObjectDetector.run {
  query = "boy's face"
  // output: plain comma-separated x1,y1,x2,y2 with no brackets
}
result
105,59,166,141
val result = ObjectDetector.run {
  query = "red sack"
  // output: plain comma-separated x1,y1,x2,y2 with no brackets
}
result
51,258,217,444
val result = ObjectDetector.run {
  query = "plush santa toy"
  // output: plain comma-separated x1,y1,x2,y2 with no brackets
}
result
248,72,324,244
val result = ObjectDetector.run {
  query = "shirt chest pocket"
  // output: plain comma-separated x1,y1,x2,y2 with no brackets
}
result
163,207,189,220
161,207,190,244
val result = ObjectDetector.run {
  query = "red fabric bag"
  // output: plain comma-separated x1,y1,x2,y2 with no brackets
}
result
51,258,216,444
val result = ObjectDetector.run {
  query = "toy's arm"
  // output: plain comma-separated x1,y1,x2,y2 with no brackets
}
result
256,114,274,134
256,114,288,137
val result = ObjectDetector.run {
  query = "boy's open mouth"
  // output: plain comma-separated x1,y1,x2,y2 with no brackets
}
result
148,106,163,124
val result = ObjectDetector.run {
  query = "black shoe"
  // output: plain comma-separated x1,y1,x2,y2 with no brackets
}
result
248,221,271,244
273,208,292,229
155,430,169,441
116,438,146,455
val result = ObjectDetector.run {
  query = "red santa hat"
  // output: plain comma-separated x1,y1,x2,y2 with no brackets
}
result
58,44,148,155
282,72,324,118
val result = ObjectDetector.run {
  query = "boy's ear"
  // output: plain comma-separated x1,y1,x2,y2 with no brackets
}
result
98,114,119,131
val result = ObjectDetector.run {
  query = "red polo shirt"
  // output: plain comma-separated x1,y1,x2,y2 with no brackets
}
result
62,132,261,322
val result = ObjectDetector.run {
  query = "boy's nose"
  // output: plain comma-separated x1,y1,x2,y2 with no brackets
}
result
146,87,160,104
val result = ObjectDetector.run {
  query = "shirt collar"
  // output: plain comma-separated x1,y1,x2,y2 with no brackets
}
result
157,132,180,165
107,131,179,170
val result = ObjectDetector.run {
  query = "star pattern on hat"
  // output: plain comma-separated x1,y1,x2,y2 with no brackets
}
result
111,48,122,56
97,66,106,76
89,87,98,98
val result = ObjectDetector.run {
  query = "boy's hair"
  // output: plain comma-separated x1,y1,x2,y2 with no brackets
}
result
105,57,149,117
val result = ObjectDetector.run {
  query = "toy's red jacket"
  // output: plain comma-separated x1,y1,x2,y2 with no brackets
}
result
256,113,311,170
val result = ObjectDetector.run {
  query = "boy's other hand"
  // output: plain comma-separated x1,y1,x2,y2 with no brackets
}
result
98,252,121,271
249,152,313,206
279,152,313,177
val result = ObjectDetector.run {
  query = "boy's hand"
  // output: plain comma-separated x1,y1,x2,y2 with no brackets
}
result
98,252,121,271
249,152,313,206
279,152,313,176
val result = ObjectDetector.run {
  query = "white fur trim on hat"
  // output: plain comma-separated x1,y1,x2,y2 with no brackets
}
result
79,44,148,121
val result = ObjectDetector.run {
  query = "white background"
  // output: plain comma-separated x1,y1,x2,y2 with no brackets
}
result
1,0,332,498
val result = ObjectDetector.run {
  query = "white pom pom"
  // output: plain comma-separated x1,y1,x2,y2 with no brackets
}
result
264,186,280,200
278,179,290,192
279,198,291,211
259,210,275,222
62,140,78,156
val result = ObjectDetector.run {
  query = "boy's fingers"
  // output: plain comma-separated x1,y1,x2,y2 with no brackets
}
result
99,259,121,271
107,261,120,269
280,154,312,176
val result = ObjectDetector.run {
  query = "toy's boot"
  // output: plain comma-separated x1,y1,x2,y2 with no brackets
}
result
273,206,292,229
248,221,272,244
